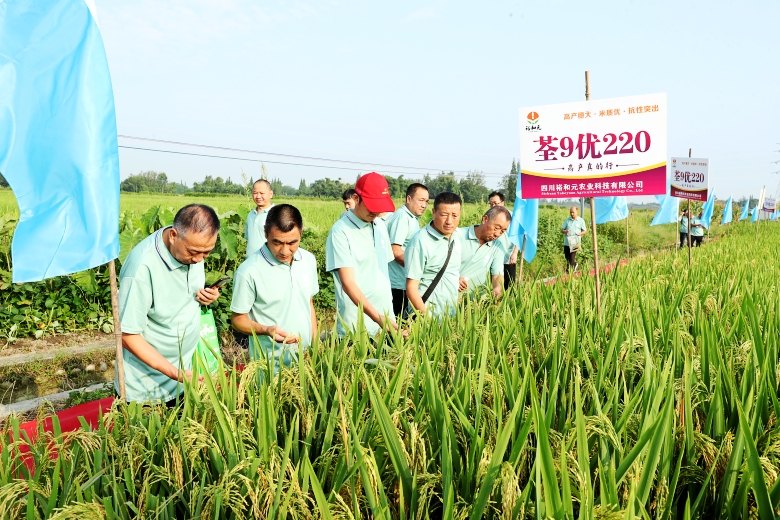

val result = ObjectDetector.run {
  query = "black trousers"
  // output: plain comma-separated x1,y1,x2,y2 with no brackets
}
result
563,246,577,270
679,232,688,248
503,263,516,289
692,236,703,247
391,288,409,317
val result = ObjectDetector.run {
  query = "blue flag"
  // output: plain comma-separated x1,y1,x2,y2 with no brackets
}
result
508,184,539,263
750,206,758,223
0,0,119,283
594,197,629,224
739,200,750,221
721,196,733,225
651,195,680,226
701,192,716,229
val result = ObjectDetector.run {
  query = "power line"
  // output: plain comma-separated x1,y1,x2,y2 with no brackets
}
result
117,134,508,177
118,145,500,178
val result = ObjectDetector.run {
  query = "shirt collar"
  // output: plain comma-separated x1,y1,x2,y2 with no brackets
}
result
259,244,302,266
344,209,371,229
466,225,493,246
425,223,451,241
401,204,419,220
254,203,275,215
155,227,185,271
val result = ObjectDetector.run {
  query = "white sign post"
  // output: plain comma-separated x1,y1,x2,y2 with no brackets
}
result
519,92,667,199
670,157,709,201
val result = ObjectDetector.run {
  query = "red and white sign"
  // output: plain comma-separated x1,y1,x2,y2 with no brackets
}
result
763,196,776,212
670,157,709,201
518,93,667,199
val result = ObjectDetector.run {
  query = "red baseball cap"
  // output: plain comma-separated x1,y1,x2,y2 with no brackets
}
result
355,172,395,213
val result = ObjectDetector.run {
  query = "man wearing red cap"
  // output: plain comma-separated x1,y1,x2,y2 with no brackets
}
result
326,172,398,337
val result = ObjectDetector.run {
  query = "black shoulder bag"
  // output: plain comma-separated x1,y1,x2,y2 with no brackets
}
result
403,238,455,319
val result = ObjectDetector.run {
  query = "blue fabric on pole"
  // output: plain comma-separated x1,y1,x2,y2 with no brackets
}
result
750,206,758,223
720,196,733,225
507,180,539,263
739,200,750,221
594,197,628,224
650,195,679,226
701,192,715,229
0,0,119,283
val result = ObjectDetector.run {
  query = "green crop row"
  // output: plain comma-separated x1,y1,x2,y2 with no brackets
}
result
0,221,777,518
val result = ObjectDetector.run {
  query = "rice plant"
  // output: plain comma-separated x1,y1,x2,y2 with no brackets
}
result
1,221,779,519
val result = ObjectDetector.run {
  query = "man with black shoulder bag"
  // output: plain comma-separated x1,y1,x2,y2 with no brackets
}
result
404,192,462,319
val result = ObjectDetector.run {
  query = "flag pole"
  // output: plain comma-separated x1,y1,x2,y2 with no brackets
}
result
518,234,527,282
625,209,630,257
585,71,601,311
687,148,692,266
108,260,126,401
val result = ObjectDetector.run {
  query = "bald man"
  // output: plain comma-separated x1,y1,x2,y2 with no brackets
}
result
560,206,587,272
246,179,275,255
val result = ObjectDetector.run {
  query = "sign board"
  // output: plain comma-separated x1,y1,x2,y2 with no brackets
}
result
670,158,709,201
519,93,667,199
763,196,776,212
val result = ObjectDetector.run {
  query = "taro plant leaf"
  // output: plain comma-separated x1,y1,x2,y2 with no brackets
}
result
218,226,239,261
118,228,143,264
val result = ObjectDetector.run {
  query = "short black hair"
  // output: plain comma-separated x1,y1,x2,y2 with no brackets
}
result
433,192,462,211
484,206,511,222
173,204,220,237
253,179,272,190
406,183,428,199
488,191,505,202
342,188,356,201
265,204,303,236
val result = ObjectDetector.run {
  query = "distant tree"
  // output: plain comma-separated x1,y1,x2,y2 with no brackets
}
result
192,175,244,194
298,179,309,196
458,171,489,204
423,172,459,198
309,177,349,199
120,170,181,193
499,160,518,202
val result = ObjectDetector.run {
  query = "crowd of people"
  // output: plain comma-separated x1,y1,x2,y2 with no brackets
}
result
115,173,605,404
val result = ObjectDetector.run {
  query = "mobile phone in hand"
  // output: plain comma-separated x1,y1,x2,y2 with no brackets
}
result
207,276,230,289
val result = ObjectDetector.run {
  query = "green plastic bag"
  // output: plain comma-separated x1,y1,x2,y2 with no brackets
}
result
194,309,220,375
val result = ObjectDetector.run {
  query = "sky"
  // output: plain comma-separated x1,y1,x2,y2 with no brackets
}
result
98,0,780,200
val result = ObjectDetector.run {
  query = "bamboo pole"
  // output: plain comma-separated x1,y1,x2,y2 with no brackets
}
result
108,260,125,401
585,70,601,310
687,148,692,266
625,210,630,257
518,235,527,282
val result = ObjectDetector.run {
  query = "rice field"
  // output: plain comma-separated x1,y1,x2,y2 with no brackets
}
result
0,218,778,518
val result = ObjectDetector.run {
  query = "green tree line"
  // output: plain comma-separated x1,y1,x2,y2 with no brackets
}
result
115,160,521,204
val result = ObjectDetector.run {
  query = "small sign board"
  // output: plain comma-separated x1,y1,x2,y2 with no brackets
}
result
670,157,709,201
763,196,776,212
518,93,667,199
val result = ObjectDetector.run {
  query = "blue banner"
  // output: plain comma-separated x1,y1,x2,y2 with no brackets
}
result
651,195,679,226
508,182,539,263
0,0,119,283
594,197,629,224
721,196,732,225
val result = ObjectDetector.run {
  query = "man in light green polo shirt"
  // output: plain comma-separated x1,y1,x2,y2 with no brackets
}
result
326,172,398,337
457,206,511,297
245,179,275,255
231,204,318,374
405,192,462,318
386,182,429,315
690,209,704,247
117,204,221,404
489,191,520,289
